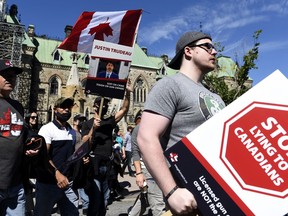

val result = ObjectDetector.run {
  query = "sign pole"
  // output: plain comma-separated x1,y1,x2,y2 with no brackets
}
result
98,97,104,118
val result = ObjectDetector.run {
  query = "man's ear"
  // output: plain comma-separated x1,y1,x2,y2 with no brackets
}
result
184,46,193,55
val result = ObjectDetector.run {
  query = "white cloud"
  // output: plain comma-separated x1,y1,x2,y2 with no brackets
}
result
138,0,288,56
260,40,288,52
260,1,288,15
139,16,189,45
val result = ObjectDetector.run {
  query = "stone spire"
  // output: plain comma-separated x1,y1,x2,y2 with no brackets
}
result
63,53,86,114
67,53,80,86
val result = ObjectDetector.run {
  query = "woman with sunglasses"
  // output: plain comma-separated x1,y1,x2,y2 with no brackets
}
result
25,111,39,133
23,111,46,216
24,111,39,216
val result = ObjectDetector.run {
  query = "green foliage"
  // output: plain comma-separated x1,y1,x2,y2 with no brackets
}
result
204,30,262,105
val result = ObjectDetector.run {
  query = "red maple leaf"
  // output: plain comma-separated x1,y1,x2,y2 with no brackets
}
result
88,17,113,41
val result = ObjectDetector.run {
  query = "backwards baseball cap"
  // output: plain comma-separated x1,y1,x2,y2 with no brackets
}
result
168,31,212,70
54,97,74,108
0,59,23,74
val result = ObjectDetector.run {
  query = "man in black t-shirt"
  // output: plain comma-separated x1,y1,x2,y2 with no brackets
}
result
0,59,38,215
81,85,131,215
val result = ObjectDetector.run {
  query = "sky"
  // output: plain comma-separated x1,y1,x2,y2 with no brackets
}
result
7,0,288,86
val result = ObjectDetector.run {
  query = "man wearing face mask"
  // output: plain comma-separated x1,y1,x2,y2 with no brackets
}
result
34,97,79,216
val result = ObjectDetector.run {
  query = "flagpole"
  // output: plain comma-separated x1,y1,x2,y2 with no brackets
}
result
132,10,142,46
98,97,104,118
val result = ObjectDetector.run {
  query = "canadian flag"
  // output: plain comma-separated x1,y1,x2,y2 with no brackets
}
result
58,9,142,53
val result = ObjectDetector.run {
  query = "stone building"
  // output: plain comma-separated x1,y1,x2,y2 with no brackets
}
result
1,4,251,132
2,6,177,132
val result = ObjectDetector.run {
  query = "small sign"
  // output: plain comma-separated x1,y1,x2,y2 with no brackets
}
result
85,57,129,99
91,40,134,61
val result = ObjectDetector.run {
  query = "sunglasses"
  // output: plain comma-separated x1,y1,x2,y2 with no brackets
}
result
189,43,217,54
30,116,37,120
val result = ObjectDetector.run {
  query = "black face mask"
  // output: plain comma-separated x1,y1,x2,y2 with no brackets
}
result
55,112,71,122
94,103,108,117
78,120,86,130
101,106,108,116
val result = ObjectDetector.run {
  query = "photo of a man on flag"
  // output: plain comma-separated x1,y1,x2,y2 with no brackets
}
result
58,9,142,99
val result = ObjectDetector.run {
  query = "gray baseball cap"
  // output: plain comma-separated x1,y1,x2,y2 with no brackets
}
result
168,31,212,70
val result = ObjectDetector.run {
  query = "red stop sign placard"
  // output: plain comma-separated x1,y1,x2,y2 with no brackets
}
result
221,102,288,198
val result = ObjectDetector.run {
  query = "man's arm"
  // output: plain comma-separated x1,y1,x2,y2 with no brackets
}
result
39,126,72,189
115,81,132,123
46,143,69,189
137,111,197,214
81,112,100,145
131,126,145,187
133,160,145,187
121,145,126,159
137,111,175,194
115,92,130,123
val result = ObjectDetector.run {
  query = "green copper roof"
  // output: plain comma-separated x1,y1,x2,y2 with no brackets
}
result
148,56,177,76
216,56,237,77
27,36,159,70
34,37,90,68
131,45,158,69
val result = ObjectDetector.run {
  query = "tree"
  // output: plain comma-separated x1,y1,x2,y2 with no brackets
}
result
204,30,262,105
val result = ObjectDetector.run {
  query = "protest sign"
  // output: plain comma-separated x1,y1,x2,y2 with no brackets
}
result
164,70,288,216
58,10,142,99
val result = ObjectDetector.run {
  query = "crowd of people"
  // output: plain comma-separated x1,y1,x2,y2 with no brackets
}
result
0,30,234,216
0,57,139,215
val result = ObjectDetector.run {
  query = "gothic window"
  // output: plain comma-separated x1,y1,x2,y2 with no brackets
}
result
157,66,166,75
161,67,166,75
81,78,87,88
49,76,59,95
47,106,52,122
84,55,90,65
133,77,148,103
85,108,90,119
53,50,61,61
